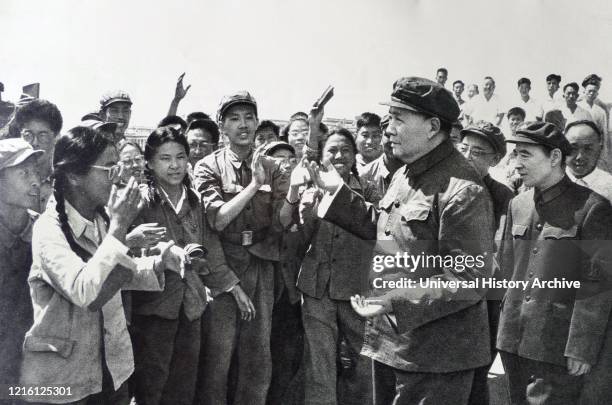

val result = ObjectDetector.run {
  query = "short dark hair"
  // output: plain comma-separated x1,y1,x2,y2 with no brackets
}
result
484,76,495,84
186,119,220,144
437,68,448,75
318,127,360,179
186,111,211,123
158,115,188,132
565,119,603,142
453,80,464,87
517,77,531,87
8,99,63,138
546,74,561,83
563,82,579,93
582,74,602,88
507,107,526,120
118,140,143,154
356,112,381,132
256,120,280,137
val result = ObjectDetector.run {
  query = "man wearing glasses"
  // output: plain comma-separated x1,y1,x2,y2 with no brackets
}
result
7,98,63,212
457,121,514,405
185,118,219,167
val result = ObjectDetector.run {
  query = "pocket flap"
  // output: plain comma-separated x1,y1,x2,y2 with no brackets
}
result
399,205,430,222
541,225,578,239
512,224,528,237
378,196,394,211
23,335,75,358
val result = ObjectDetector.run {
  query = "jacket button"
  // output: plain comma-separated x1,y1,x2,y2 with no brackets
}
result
525,295,531,301
394,201,400,208
529,272,534,277
384,229,391,236
536,223,543,230
532,248,538,254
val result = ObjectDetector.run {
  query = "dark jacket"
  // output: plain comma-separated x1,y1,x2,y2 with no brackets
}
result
321,140,495,372
496,176,612,366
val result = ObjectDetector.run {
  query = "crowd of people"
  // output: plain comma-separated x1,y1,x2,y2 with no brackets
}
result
0,67,612,405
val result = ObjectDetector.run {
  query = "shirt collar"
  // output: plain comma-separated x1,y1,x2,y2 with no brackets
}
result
0,210,37,248
159,185,188,214
64,200,99,243
376,154,391,179
226,147,253,169
403,139,455,179
533,175,572,205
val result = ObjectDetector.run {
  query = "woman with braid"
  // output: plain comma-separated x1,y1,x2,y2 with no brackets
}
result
130,126,249,405
19,126,188,404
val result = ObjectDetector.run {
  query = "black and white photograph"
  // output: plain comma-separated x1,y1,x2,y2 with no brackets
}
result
1,1,612,404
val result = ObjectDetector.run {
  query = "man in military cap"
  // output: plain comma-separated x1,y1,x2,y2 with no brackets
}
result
497,121,612,405
308,76,495,404
193,91,287,405
0,139,42,388
99,90,132,144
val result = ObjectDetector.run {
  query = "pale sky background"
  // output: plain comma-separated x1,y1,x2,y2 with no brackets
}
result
2,0,612,129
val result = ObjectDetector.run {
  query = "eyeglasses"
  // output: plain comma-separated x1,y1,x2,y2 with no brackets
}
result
21,130,55,145
457,144,496,158
189,142,216,149
120,157,144,166
90,164,123,180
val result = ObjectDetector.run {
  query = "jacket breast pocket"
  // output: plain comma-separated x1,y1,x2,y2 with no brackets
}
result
511,224,528,239
541,225,578,240
395,204,433,242
23,335,75,359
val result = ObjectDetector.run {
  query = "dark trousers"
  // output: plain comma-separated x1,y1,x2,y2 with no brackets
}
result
196,261,275,405
500,351,584,405
267,290,304,405
302,292,372,405
579,315,612,404
131,311,201,405
372,360,474,405
469,299,501,405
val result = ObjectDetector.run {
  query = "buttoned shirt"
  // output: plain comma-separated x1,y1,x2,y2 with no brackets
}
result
193,147,287,292
512,97,543,122
463,93,505,125
497,176,612,367
20,201,164,403
541,92,564,115
318,140,495,372
567,167,612,203
560,104,592,126
0,210,37,386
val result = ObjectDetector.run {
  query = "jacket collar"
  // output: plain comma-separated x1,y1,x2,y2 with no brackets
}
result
403,139,455,179
0,210,36,248
534,175,572,205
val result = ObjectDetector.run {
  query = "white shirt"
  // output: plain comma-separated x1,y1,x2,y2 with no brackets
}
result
541,92,564,114
559,104,593,126
512,97,543,122
463,93,505,125
567,167,612,203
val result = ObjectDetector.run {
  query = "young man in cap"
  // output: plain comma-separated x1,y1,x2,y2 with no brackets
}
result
560,83,593,126
309,76,495,404
515,77,543,122
355,112,383,171
193,91,286,405
99,90,132,144
359,115,403,206
435,67,448,87
255,120,280,148
464,76,505,126
0,139,42,388
579,75,610,172
457,121,514,405
497,121,612,405
7,98,62,212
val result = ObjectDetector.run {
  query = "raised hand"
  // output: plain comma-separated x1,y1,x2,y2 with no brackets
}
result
250,144,268,187
108,177,144,239
305,160,344,194
126,223,167,249
174,73,191,101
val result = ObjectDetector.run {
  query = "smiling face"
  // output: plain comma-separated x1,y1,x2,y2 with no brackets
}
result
0,156,41,211
483,79,495,99
287,119,309,156
321,133,356,179
220,104,258,148
356,125,383,162
566,124,601,178
147,141,189,190
102,101,132,140
119,144,144,183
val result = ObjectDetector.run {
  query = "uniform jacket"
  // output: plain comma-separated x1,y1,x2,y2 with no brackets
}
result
496,176,612,367
319,140,495,372
131,186,239,321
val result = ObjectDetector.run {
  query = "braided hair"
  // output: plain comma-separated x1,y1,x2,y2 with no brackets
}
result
52,126,113,260
143,126,197,206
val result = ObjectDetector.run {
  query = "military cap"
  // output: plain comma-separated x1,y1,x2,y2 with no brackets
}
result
380,76,460,124
0,138,44,171
506,121,571,155
216,91,258,123
380,114,390,130
80,119,118,133
81,111,102,121
99,90,132,109
461,120,506,156
546,74,562,83
263,141,295,157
